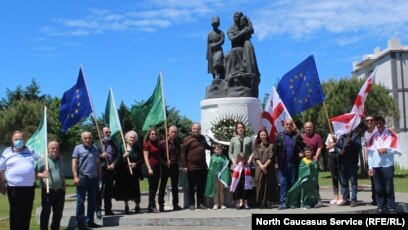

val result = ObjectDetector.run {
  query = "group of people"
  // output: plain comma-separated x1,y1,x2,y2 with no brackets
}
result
0,115,400,229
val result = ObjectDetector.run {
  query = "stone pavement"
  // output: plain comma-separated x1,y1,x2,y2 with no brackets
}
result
36,186,408,230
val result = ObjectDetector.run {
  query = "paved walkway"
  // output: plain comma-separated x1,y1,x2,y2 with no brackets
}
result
36,186,408,230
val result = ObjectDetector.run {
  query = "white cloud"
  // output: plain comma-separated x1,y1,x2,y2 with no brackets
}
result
252,0,408,43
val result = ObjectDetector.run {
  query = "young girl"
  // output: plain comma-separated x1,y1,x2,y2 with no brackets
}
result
285,147,318,209
204,144,230,210
230,153,253,209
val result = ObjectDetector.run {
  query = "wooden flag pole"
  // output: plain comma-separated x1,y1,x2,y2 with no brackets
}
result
91,113,109,167
44,107,50,193
323,102,334,134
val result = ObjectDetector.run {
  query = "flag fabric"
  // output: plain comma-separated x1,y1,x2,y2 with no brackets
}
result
330,112,361,137
367,128,401,154
229,162,253,192
277,55,325,115
204,153,231,198
105,88,122,145
262,87,292,143
351,68,377,117
131,74,165,131
59,68,93,134
27,107,47,154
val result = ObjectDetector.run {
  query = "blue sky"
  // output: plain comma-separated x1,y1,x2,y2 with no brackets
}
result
1,0,408,122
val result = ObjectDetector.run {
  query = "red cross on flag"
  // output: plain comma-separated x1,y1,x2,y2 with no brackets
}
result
330,112,360,137
351,68,377,117
262,87,292,143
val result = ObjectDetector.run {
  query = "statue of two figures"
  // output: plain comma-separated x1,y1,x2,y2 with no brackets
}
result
206,12,261,99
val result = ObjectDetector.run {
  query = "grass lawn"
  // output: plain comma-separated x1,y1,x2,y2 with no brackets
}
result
0,169,406,229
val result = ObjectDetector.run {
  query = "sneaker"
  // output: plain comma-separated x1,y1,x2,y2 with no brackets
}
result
336,199,344,205
221,205,227,209
377,208,385,214
244,204,250,210
189,204,195,210
173,205,183,211
213,205,219,210
330,199,338,205
278,204,286,210
350,200,357,207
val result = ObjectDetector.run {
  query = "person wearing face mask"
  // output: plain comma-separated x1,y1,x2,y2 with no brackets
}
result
0,130,42,230
96,127,119,217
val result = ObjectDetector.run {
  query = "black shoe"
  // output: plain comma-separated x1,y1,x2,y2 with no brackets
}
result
377,208,385,214
124,206,129,214
88,222,101,228
148,207,160,213
134,206,141,214
96,210,102,219
105,210,115,216
159,206,165,212
350,201,357,207
173,205,183,211
388,208,397,214
278,205,286,210
189,204,195,210
197,204,207,209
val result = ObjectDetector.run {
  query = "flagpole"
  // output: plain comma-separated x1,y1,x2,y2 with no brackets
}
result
80,66,108,169
160,71,170,163
110,88,133,175
323,102,334,134
44,107,50,193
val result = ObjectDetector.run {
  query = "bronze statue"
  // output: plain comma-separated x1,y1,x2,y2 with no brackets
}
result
207,16,225,79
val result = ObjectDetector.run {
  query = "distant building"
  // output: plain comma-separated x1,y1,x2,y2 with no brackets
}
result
352,38,408,131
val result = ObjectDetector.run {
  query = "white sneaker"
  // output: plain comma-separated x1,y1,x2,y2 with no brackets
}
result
221,205,227,209
213,205,219,210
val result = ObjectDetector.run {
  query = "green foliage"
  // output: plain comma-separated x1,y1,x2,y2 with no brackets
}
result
210,113,254,155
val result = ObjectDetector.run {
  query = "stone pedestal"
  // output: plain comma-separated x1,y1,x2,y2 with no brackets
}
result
200,97,262,164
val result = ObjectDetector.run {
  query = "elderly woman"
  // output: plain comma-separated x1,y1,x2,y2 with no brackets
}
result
113,130,144,214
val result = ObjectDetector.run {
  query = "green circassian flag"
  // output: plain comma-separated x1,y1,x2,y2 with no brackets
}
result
105,88,123,146
131,74,166,131
27,106,47,154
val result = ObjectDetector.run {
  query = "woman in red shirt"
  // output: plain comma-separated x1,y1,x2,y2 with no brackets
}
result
143,128,161,213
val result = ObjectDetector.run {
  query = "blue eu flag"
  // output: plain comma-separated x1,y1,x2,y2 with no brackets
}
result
59,67,93,134
277,55,325,115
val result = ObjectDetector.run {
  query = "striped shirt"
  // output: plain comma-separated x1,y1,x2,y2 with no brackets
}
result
0,146,40,186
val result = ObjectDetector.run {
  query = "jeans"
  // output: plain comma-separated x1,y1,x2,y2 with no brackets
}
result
40,188,65,230
76,176,97,227
373,166,395,210
327,152,340,196
278,162,298,205
339,157,358,201
158,164,179,207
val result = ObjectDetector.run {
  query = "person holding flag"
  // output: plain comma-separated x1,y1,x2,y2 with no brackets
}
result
36,141,66,230
0,131,43,230
367,116,401,214
96,127,119,217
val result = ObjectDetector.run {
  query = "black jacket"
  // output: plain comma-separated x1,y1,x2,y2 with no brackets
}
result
272,131,305,169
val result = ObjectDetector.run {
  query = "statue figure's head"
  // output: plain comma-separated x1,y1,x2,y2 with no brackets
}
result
211,16,220,27
233,12,243,25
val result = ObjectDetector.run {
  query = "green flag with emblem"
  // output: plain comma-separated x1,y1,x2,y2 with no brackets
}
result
27,107,47,154
131,74,166,131
105,88,122,145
